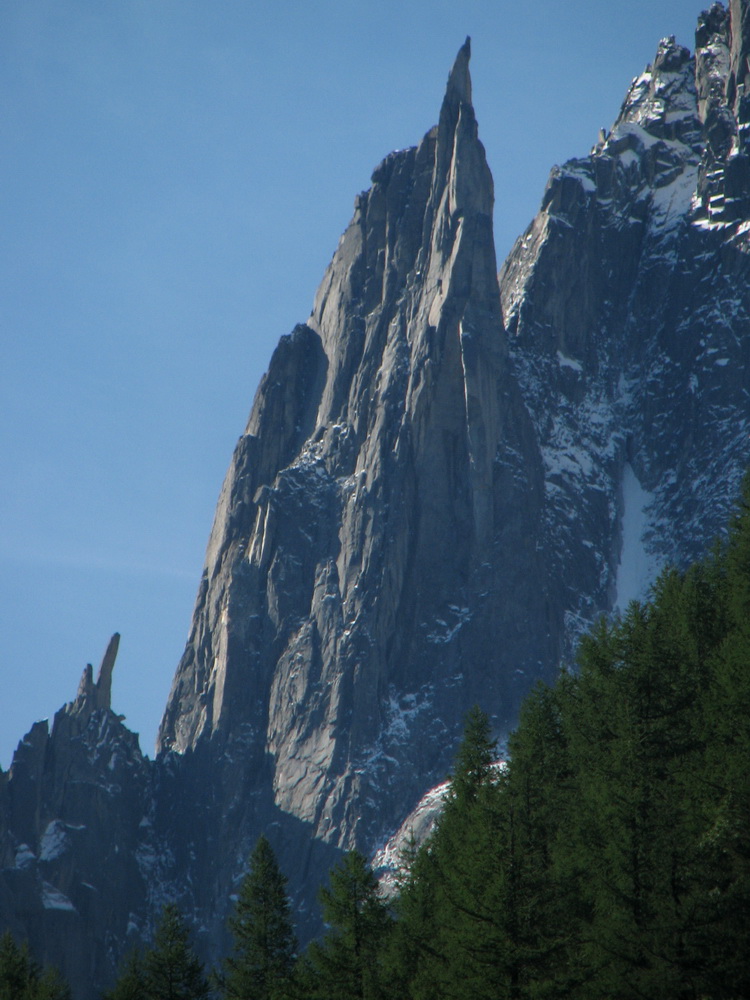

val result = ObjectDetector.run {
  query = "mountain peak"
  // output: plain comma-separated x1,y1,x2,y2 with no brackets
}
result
156,36,524,843
445,36,472,108
71,633,120,718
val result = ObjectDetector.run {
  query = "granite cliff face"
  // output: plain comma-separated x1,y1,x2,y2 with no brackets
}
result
4,7,750,997
158,39,548,854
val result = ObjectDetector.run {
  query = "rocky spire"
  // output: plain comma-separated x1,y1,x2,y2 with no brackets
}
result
70,633,120,719
94,632,119,710
445,36,472,106
157,40,543,852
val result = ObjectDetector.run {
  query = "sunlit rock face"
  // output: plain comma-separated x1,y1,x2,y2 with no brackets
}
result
6,7,750,998
158,38,547,856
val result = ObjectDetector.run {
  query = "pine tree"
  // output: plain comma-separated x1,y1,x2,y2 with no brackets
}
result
559,563,734,998
693,477,750,998
443,704,497,809
391,708,517,1000
29,967,72,1000
428,707,507,1000
0,932,71,1000
143,904,209,1000
218,835,296,1000
504,681,578,997
0,932,31,1000
301,851,392,1000
103,951,146,1000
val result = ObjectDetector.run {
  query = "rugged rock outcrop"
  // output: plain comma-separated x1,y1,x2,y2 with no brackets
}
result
4,7,750,997
501,17,750,655
0,637,156,991
158,37,547,857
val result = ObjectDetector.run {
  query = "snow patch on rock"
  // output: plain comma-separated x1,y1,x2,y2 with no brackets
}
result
40,820,76,862
41,882,76,912
615,464,662,611
14,844,36,869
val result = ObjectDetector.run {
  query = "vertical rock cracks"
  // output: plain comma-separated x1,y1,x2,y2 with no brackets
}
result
158,38,545,850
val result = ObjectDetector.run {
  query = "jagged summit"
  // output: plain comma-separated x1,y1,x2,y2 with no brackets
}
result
71,632,120,718
156,37,542,863
444,36,472,108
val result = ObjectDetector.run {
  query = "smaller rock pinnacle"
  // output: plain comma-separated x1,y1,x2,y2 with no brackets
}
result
95,633,120,711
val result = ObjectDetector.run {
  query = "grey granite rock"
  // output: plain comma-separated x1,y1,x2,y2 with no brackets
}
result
158,39,547,858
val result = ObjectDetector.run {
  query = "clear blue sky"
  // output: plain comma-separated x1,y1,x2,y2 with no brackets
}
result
1,0,702,767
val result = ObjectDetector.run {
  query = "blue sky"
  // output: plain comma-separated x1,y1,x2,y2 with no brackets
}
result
1,0,701,767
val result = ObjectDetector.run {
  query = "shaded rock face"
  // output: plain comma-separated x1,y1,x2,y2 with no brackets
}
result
501,20,750,653
0,638,157,992
6,7,750,998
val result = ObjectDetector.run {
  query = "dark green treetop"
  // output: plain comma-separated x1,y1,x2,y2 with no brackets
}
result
142,904,209,1000
0,932,71,1000
218,834,296,1000
300,851,392,1000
